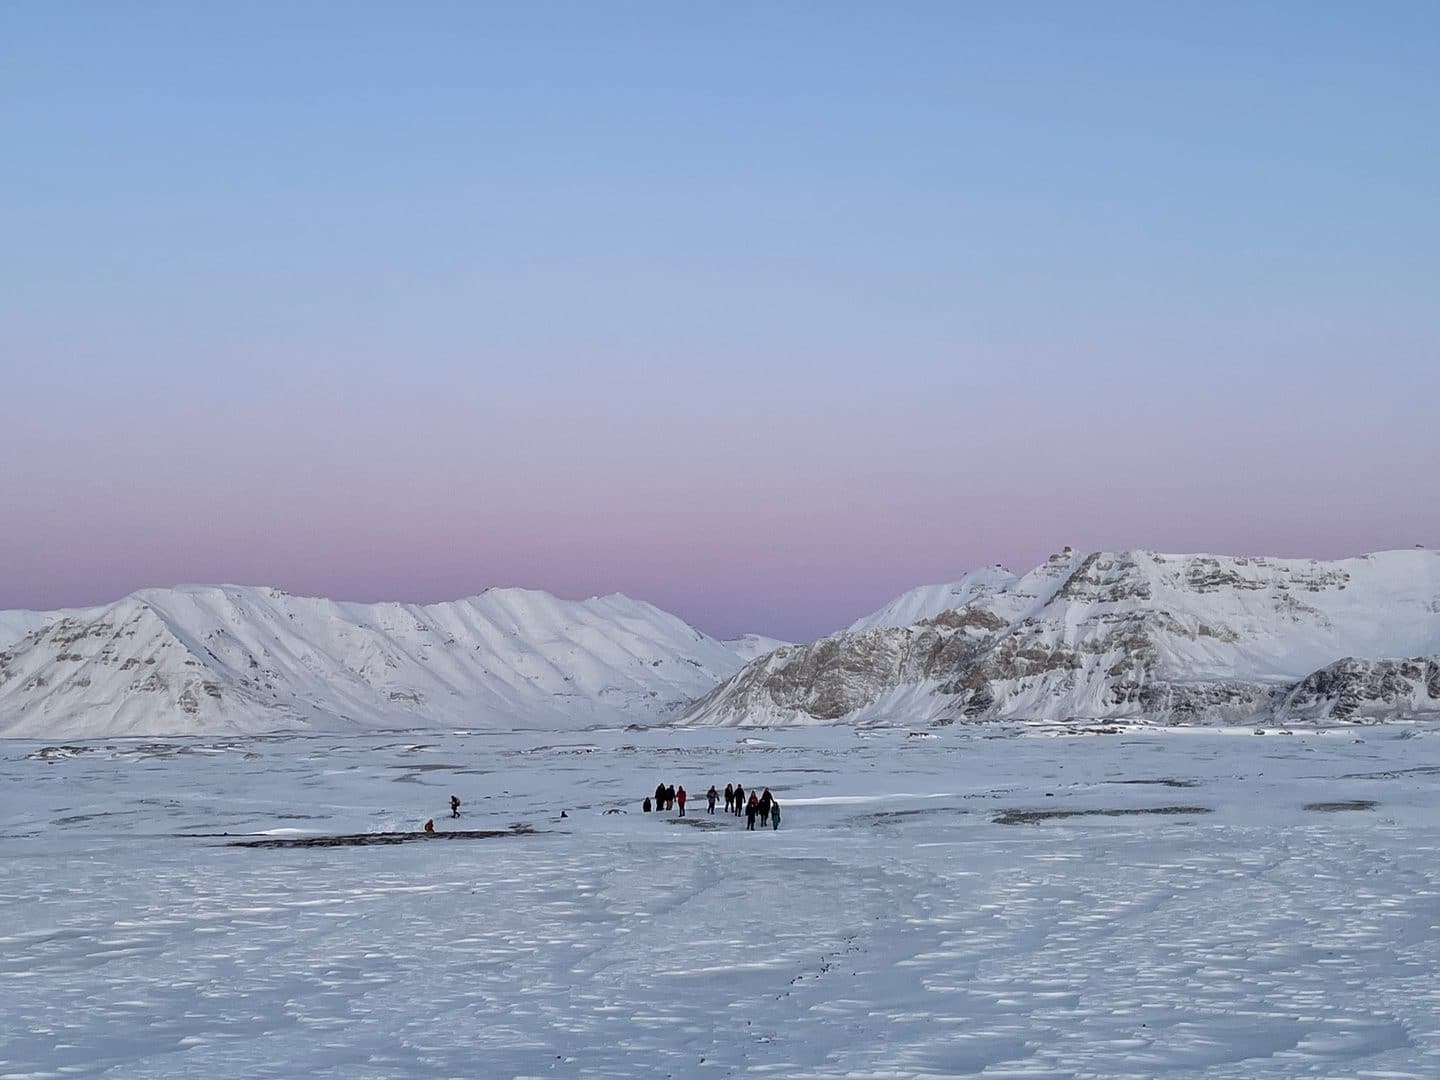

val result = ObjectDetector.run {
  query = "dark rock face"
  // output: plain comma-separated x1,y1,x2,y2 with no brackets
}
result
1138,680,1276,720
687,619,1001,722
1281,657,1440,720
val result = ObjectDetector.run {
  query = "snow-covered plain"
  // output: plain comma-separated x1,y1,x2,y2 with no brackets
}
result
3,723,1439,1078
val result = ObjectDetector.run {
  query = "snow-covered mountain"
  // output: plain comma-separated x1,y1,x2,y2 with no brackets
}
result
0,609,86,650
724,634,792,663
10,549,1440,738
0,586,750,738
846,567,1020,633
682,549,1440,727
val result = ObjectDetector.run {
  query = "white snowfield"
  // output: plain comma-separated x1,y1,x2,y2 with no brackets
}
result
685,549,1440,728
0,586,747,739
1,724,1438,1078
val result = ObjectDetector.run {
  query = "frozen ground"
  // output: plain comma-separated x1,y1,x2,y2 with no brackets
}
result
2,723,1439,1079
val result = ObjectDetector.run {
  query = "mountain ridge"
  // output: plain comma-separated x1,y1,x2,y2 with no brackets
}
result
682,548,1440,727
0,584,747,738
6,549,1440,737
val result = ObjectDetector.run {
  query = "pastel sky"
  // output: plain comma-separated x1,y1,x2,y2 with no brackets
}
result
3,2,1438,641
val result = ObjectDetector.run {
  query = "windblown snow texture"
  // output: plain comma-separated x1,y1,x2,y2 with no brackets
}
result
4,725,1440,1077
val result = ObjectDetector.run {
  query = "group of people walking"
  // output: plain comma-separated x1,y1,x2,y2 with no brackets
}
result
727,783,781,830
642,781,781,830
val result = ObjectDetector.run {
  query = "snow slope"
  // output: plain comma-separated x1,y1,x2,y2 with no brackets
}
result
685,549,1440,726
0,608,84,649
0,586,749,738
724,633,792,662
847,565,1020,632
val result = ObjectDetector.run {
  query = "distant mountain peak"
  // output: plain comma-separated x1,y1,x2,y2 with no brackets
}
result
0,585,754,739
685,548,1440,728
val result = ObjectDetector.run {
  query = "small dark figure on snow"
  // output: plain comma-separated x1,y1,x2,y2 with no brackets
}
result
423,819,435,834
745,799,757,831
666,784,676,811
676,785,687,816
643,796,652,813
450,795,461,818
758,788,772,821
734,784,745,816
724,783,735,813
655,782,666,810
707,786,718,814
770,800,781,830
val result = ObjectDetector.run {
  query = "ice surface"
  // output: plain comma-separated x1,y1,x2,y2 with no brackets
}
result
2,724,1438,1077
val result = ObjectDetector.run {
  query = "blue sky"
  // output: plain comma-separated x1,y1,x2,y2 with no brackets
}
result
3,2,1437,639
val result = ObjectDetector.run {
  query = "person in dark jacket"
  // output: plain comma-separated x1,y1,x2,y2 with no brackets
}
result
655,782,666,811
724,783,735,813
707,786,718,814
758,788,772,822
676,785,687,816
450,795,461,818
733,784,745,816
643,796,652,813
770,800,781,830
423,819,435,834
745,798,757,830
666,784,676,811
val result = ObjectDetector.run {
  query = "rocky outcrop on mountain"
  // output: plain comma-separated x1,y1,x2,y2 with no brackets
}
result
0,586,751,738
0,610,84,650
683,549,1440,727
1278,655,1440,721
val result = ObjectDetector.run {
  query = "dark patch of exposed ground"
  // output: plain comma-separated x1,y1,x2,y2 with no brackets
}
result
1107,778,1199,788
669,815,727,829
226,824,536,848
862,807,964,826
994,805,1212,826
1340,766,1440,780
53,810,143,826
1303,800,1378,812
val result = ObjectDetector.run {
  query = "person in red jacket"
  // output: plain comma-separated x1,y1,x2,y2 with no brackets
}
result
676,785,687,816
